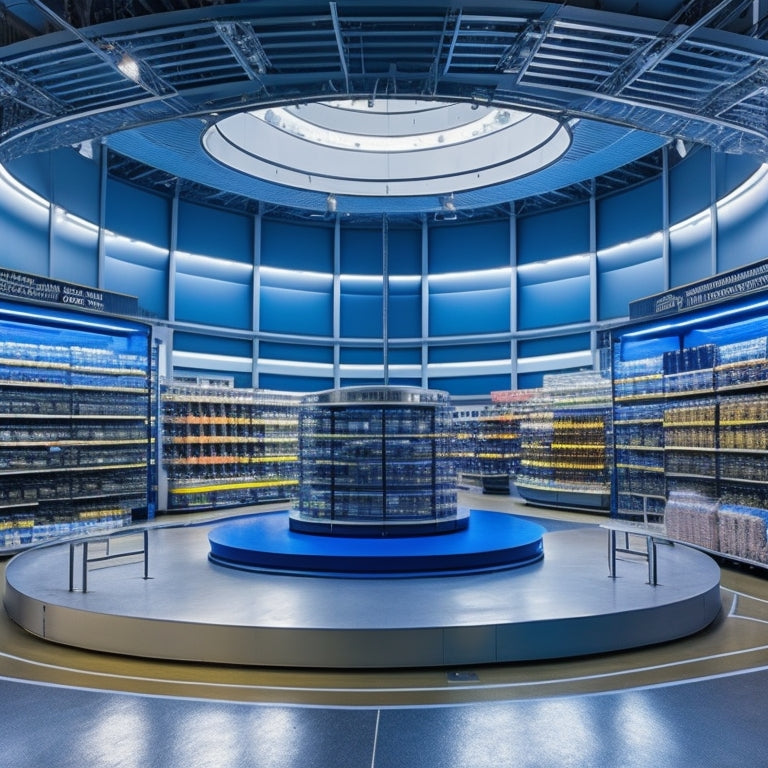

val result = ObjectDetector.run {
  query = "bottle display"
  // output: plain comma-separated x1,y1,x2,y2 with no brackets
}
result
0,312,150,550
291,386,462,536
513,372,612,511
159,381,300,510
470,391,536,494
612,305,768,565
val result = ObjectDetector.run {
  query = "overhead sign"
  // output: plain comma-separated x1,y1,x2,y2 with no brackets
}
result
0,268,138,316
629,257,768,321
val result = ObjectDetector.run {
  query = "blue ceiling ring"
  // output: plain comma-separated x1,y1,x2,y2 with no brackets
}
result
107,116,667,216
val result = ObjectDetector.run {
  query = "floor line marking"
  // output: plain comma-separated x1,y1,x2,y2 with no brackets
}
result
370,709,380,768
3,660,768,712
1,641,768,697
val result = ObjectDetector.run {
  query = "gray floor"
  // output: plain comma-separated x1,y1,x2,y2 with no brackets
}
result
1,500,767,767
1,668,768,767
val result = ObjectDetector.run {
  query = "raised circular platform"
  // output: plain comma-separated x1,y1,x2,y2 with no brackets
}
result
208,509,545,576
3,512,722,669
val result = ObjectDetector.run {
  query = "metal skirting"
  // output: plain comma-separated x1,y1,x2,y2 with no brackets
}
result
3,520,722,669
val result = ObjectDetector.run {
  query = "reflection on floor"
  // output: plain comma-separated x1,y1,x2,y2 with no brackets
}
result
0,493,767,767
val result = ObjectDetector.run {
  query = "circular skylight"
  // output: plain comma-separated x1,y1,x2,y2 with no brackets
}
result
203,99,572,197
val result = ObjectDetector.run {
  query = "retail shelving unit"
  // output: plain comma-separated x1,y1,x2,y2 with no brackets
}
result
159,381,300,511
471,390,536,494
612,261,768,565
291,386,463,536
0,303,151,550
514,372,612,512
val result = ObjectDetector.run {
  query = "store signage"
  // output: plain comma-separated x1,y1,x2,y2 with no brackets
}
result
0,268,138,316
629,257,768,321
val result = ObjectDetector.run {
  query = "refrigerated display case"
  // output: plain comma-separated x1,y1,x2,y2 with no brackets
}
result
290,385,465,536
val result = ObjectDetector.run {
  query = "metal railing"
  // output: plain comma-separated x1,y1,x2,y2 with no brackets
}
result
68,529,149,593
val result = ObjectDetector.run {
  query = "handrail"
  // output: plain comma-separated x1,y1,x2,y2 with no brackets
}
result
68,529,149,593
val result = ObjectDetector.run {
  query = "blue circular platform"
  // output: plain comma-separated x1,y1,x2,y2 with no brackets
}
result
208,509,545,577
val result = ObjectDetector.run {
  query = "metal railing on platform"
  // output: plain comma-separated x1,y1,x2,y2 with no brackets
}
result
68,529,149,593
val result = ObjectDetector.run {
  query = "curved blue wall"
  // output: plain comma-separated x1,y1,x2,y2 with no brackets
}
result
0,147,764,399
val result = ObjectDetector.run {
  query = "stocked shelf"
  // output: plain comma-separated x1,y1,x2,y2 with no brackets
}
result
0,306,150,550
159,380,300,511
513,372,612,512
612,285,768,564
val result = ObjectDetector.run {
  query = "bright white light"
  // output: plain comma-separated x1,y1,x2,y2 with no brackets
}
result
254,101,523,153
117,53,141,83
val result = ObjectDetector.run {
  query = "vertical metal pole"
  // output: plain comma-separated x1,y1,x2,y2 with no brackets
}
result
82,541,89,594
144,529,149,580
608,530,616,578
382,213,389,386
648,536,657,586
69,543,75,592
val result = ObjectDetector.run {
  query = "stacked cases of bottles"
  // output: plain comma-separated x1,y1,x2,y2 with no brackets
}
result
160,381,300,510
296,387,456,525
515,372,612,509
612,350,667,524
0,317,150,549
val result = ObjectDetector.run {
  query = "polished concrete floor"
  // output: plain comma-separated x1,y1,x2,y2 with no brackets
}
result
1,493,768,767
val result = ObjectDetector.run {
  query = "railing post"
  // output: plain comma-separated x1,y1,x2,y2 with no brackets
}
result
82,540,89,594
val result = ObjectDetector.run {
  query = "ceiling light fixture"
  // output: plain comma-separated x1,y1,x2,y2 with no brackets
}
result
117,53,141,83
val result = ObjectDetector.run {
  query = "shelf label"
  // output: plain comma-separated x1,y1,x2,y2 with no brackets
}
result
0,269,138,316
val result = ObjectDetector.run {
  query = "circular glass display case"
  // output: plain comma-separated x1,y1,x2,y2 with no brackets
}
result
290,386,466,536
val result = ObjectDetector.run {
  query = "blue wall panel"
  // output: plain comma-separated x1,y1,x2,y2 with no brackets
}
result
717,175,768,273
429,220,509,274
261,220,334,272
716,154,762,198
259,341,333,363
598,254,665,319
260,286,332,336
517,270,590,331
429,287,511,336
49,150,100,221
105,178,170,248
388,291,421,338
51,220,98,286
341,293,383,337
429,374,511,396
104,258,166,318
175,332,251,357
175,273,251,330
669,213,712,287
518,333,591,357
388,227,422,275
517,202,590,265
341,228,381,275
429,342,510,363
597,177,663,249
0,187,49,274
340,347,383,364
670,147,711,225
518,371,545,389
178,201,252,263
389,348,421,364
259,373,332,392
